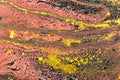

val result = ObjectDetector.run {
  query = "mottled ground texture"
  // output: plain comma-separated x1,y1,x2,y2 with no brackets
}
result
0,0,120,80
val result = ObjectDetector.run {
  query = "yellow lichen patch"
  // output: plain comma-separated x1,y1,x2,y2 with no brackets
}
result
21,52,26,56
61,38,81,46
0,0,7,3
63,17,111,29
12,42,37,50
104,0,120,4
45,55,61,68
40,12,49,15
97,58,103,63
8,2,29,14
63,18,87,30
103,33,115,41
62,17,110,30
6,49,13,54
104,19,120,24
0,0,112,30
9,30,15,39
62,64,77,74
90,23,109,29
7,77,14,80
62,53,100,67
41,47,68,55
79,58,89,65
114,19,120,24
107,12,111,16
38,56,43,63
38,55,77,74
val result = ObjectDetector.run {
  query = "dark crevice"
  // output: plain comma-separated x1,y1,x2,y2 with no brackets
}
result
36,0,102,14
6,60,15,66
0,16,2,21
9,67,20,71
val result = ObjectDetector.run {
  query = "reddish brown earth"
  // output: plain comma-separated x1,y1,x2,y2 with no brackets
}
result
6,0,109,24
0,0,120,80
0,4,74,30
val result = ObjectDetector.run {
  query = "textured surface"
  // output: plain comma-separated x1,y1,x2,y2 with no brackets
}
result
0,0,120,80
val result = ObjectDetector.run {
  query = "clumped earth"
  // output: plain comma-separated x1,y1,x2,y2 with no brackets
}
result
0,0,120,80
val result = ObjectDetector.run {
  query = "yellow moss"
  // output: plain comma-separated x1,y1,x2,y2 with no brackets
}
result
40,12,48,15
21,52,26,56
62,38,81,46
38,56,43,61
12,42,36,50
29,10,40,14
63,17,110,29
114,19,120,24
86,23,109,29
38,56,44,64
64,54,97,66
66,57,71,61
38,55,77,74
83,58,89,65
80,58,88,65
104,19,120,24
65,18,75,23
103,33,114,40
0,0,7,3
69,59,74,63
63,16,111,29
38,54,102,74
2,0,120,31
48,55,61,65
74,57,79,61
105,0,120,3
7,77,13,80
74,30,79,32
6,49,13,54
62,64,77,74
97,58,103,63
3,0,119,31
107,12,111,16
9,30,15,39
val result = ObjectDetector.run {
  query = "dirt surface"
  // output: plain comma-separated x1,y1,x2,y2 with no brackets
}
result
0,0,120,80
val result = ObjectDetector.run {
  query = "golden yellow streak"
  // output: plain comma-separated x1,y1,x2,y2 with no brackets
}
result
0,0,119,30
61,38,81,46
9,30,15,39
104,19,120,24
9,40,38,50
38,55,77,74
103,32,115,41
21,52,26,56
40,47,68,55
6,49,13,54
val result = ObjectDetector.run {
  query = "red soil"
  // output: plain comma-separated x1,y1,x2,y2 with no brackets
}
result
0,0,119,80
0,44,44,80
0,4,74,30
6,0,109,23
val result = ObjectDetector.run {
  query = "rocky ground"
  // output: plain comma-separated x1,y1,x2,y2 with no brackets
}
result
0,0,120,80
